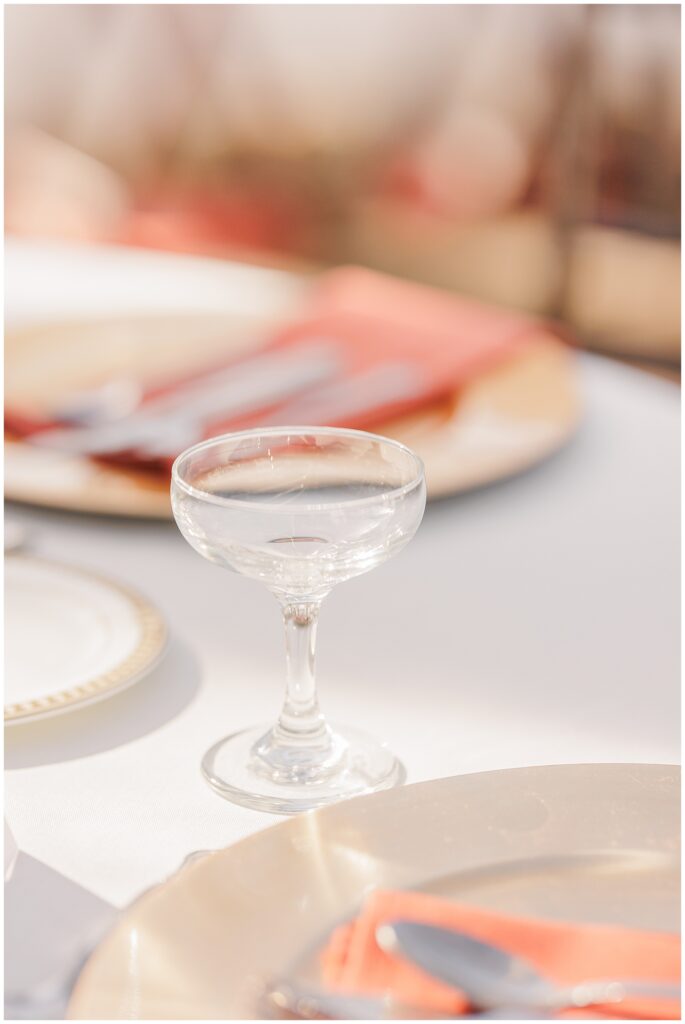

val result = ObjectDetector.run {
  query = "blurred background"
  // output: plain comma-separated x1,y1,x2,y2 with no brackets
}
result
5,3,681,376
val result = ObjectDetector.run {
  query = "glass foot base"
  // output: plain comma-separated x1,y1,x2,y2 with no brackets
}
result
201,724,405,814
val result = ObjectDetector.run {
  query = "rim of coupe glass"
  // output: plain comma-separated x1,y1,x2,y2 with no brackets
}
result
171,425,425,513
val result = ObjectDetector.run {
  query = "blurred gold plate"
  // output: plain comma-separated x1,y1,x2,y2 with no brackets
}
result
68,764,679,1020
5,311,579,518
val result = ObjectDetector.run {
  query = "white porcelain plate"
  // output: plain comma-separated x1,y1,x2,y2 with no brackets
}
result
5,556,167,724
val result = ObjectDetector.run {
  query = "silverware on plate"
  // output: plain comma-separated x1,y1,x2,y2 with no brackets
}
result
377,920,680,1013
54,377,144,426
261,979,546,1020
138,360,423,459
35,339,341,456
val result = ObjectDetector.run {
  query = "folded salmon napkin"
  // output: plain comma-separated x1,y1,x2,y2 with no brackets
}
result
320,889,680,1020
6,267,551,470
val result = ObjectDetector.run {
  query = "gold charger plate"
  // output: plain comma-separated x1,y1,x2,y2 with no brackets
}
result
5,309,580,518
68,763,679,1020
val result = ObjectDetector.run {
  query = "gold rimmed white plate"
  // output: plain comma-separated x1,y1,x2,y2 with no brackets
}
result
67,763,679,1019
5,556,167,724
5,309,580,518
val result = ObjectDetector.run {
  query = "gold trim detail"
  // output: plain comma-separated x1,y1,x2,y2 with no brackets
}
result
5,557,167,722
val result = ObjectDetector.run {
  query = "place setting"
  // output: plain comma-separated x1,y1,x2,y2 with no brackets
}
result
63,421,678,1021
5,265,580,519
4,6,680,1022
4,256,679,1020
68,764,680,1020
4,259,679,1021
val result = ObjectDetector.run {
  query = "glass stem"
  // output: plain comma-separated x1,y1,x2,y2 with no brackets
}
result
249,596,347,784
277,599,328,740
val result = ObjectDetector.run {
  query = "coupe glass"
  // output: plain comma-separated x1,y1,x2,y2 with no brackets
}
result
171,426,426,814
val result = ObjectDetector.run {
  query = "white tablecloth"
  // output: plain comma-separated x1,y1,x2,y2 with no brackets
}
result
5,240,680,909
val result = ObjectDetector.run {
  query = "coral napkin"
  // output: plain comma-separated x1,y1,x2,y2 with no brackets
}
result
320,889,680,1019
5,267,551,470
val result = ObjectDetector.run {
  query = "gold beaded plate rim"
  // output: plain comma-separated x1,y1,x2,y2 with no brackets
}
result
5,555,168,724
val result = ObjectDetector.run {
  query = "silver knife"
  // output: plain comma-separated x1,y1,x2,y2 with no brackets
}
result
261,361,426,427
377,920,680,1013
33,339,341,456
262,978,545,1020
136,359,427,459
